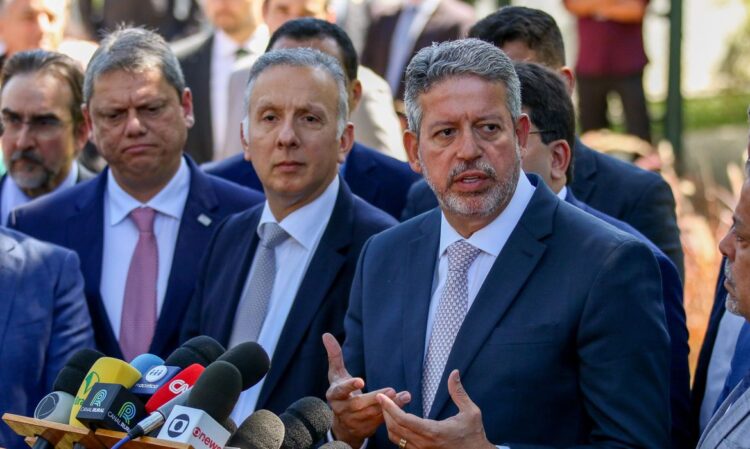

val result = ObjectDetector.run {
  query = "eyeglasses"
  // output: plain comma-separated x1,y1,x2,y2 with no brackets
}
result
1,114,70,139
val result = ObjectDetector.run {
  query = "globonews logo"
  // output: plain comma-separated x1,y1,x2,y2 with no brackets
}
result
117,402,137,425
34,393,58,419
145,365,169,383
167,414,190,438
90,389,108,407
169,379,189,395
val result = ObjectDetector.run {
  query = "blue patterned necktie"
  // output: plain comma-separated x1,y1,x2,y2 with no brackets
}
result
422,240,482,417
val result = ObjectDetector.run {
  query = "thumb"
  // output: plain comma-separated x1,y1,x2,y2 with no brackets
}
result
448,370,475,412
323,332,351,382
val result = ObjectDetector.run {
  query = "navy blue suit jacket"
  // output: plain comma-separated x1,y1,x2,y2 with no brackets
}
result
0,227,94,449
401,141,684,279
8,157,263,359
181,179,396,413
567,191,691,449
346,175,670,448
203,142,421,220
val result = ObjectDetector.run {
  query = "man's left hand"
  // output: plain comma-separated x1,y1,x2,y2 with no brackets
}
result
376,370,495,449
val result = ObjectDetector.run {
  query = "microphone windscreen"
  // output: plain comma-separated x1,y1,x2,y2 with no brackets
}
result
217,342,271,390
130,354,165,374
175,335,226,366
279,413,311,449
69,357,142,427
53,349,104,394
145,364,204,413
285,397,332,442
228,409,284,449
185,360,242,425
319,442,352,449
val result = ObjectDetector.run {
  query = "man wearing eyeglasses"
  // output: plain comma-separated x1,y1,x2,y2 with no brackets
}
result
0,49,93,226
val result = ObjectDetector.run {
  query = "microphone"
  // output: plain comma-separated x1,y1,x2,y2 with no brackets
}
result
69,357,142,428
144,363,204,413
132,336,224,397
216,342,271,390
129,354,165,374
278,397,333,449
30,349,103,449
75,382,147,432
319,442,352,449
157,361,242,449
227,409,284,449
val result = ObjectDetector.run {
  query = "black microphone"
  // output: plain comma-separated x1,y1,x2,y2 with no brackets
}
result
216,342,271,390
75,382,147,432
227,409,285,449
132,336,225,398
319,442,352,449
279,397,333,449
157,361,242,449
30,349,104,449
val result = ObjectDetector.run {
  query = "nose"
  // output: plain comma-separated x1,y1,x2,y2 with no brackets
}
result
719,228,735,261
14,123,35,150
456,129,481,161
276,117,299,149
124,109,147,136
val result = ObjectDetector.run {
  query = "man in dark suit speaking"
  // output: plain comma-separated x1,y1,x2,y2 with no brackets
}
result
323,39,670,449
181,48,396,422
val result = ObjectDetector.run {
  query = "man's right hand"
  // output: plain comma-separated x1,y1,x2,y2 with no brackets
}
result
323,333,411,449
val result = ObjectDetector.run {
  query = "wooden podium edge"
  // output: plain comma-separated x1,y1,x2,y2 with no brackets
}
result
94,430,192,449
2,414,105,449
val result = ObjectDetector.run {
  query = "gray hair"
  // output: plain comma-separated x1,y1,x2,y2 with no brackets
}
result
242,48,348,138
404,38,522,134
83,27,185,103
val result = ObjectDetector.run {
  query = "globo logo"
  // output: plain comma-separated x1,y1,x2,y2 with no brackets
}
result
167,414,190,438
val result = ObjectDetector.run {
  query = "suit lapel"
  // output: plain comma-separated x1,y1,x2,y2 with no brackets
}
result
0,233,18,348
402,209,440,416
428,180,556,419
152,159,219,355
699,379,750,448
256,181,353,408
571,139,596,203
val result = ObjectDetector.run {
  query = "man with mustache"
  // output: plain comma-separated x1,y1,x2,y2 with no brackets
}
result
0,49,93,226
323,39,670,448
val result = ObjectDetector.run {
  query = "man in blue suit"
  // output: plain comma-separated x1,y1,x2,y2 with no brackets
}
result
181,48,396,422
0,226,94,449
204,18,420,220
10,28,263,361
324,39,669,449
401,6,683,280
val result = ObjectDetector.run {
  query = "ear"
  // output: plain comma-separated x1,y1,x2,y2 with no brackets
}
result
181,88,195,128
559,66,575,95
515,113,530,153
549,139,572,182
337,122,355,164
349,79,363,114
404,129,422,174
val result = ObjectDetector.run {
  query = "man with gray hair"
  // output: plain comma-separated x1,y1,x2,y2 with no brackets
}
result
324,38,670,448
10,27,263,361
181,47,396,422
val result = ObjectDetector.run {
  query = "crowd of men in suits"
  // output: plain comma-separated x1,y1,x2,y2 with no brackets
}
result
1,1,750,448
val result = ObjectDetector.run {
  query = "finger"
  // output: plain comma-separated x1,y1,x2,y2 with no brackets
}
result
377,393,428,433
327,376,365,400
323,333,350,382
346,387,394,411
447,369,475,412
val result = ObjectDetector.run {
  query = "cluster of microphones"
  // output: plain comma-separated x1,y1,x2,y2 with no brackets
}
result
23,336,351,449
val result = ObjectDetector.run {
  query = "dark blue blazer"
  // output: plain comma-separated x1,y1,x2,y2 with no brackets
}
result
567,191,691,449
401,141,684,279
345,175,671,448
8,157,263,360
571,140,683,279
0,227,94,449
203,142,421,220
181,179,396,414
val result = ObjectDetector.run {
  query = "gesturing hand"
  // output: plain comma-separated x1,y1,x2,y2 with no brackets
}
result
376,370,494,449
322,333,411,449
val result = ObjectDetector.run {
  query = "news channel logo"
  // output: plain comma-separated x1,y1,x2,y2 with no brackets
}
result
167,414,191,438
90,389,108,407
117,402,137,425
145,365,169,383
34,393,59,419
82,372,101,395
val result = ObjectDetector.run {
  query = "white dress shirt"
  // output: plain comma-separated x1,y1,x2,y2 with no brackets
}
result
385,0,440,93
210,26,269,158
700,309,746,430
1,163,78,226
230,176,340,422
100,157,190,339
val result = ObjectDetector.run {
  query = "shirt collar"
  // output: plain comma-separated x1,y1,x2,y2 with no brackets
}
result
439,170,535,258
258,175,340,251
107,156,190,226
214,26,269,59
557,185,567,201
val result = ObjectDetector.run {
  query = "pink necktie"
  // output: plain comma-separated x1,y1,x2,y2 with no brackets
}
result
120,207,158,362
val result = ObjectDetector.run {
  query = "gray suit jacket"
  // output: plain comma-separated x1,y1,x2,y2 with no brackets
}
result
698,376,750,449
